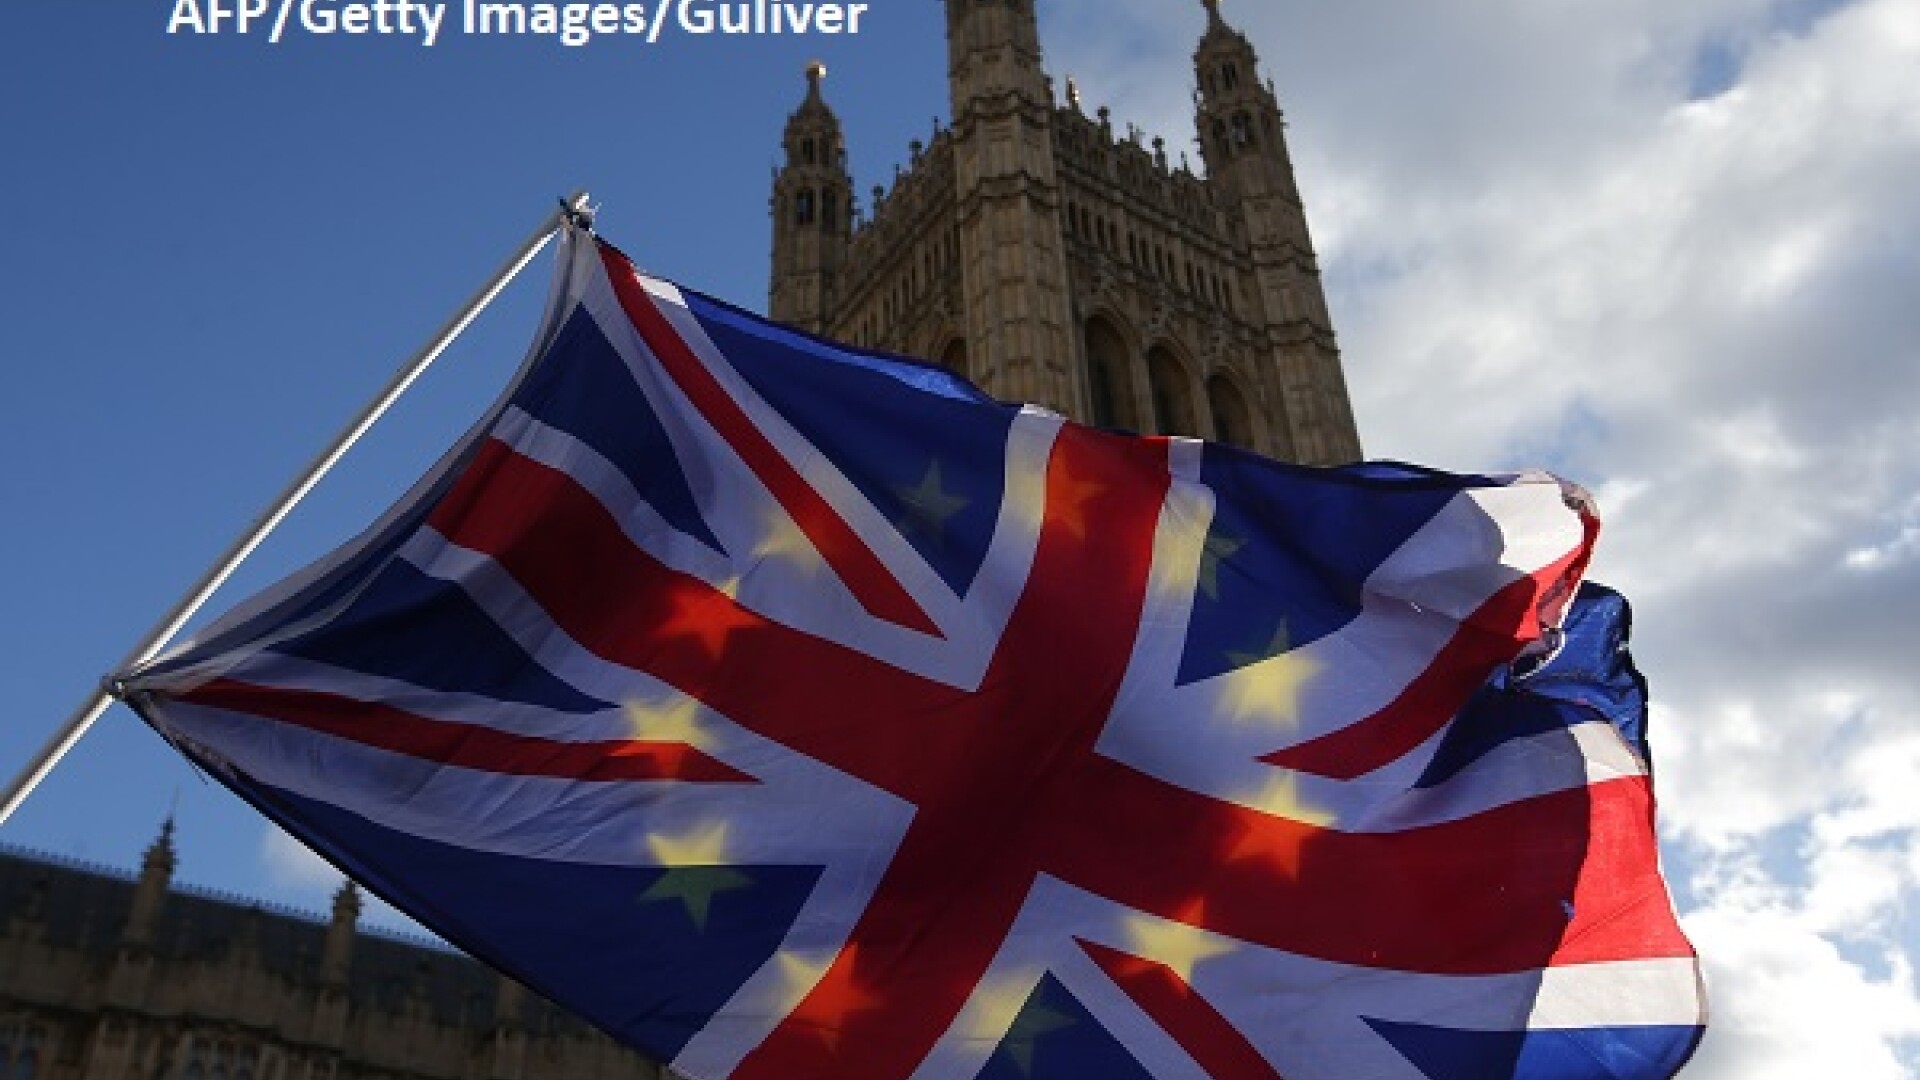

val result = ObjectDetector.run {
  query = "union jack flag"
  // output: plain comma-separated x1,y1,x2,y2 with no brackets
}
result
121,227,1705,1079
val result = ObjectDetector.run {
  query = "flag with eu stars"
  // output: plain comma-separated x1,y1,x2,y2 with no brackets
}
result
117,224,1705,1080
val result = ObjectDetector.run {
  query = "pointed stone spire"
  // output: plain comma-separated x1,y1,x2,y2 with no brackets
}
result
144,816,178,873
123,816,177,949
321,880,359,987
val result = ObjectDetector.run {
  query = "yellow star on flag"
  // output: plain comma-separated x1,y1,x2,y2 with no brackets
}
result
639,823,753,931
1050,468,1106,542
966,973,1040,1045
1240,770,1332,826
772,949,832,1013
999,993,1075,1075
660,576,753,658
1148,498,1210,602
752,507,821,574
1124,910,1235,984
774,945,881,1049
623,696,707,750
1226,772,1332,880
1221,628,1317,728
1005,451,1050,538
891,460,969,544
1197,530,1245,600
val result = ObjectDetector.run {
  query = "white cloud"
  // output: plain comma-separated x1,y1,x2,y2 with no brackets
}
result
259,821,344,893
257,823,425,936
1685,901,1920,1079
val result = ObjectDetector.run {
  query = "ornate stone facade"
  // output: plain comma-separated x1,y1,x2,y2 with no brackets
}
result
0,828,665,1080
770,0,1363,465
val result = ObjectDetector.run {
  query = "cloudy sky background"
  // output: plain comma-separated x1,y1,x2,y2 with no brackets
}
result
2,0,1916,1076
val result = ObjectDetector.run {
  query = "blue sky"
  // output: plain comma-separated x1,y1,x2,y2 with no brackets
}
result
6,1,1920,1077
0,0,953,869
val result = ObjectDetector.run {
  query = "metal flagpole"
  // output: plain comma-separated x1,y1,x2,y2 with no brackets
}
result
0,191,593,827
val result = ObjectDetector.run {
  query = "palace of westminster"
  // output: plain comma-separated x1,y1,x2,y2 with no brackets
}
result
0,2,1360,1078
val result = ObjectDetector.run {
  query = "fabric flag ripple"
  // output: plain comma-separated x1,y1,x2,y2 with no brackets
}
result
120,225,1705,1080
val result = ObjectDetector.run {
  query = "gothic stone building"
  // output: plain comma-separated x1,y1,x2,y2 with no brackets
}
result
770,0,1362,465
0,827,670,1080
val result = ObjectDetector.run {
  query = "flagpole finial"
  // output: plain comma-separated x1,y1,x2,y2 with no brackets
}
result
559,192,596,233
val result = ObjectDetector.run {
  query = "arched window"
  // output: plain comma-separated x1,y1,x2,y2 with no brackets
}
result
1147,346,1196,436
1089,358,1118,429
795,189,815,225
1231,112,1255,149
1208,373,1255,450
822,192,837,231
1084,319,1139,431
801,137,816,165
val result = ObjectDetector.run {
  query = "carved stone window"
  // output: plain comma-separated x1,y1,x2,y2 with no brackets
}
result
1231,112,1254,149
1208,373,1255,450
1147,346,1196,436
1085,319,1139,431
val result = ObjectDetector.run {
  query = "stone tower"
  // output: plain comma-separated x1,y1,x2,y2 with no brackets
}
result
942,0,1081,413
1190,0,1356,464
769,60,854,334
768,0,1363,465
